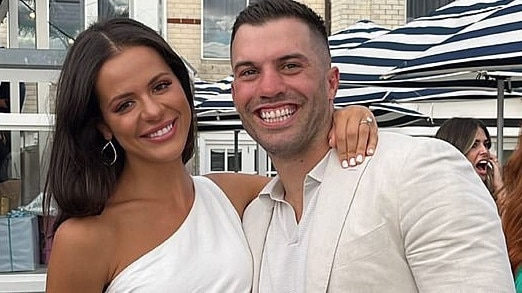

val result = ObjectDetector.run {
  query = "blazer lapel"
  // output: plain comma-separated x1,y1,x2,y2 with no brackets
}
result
306,150,372,292
242,195,274,293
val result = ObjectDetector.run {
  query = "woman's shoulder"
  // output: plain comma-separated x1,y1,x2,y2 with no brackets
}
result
46,216,115,291
203,173,270,217
52,216,115,266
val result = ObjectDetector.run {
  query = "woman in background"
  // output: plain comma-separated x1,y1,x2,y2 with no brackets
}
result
435,117,502,200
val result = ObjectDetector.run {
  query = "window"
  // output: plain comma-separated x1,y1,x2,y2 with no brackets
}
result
98,0,129,20
407,0,455,22
202,0,260,59
49,0,83,49
210,148,242,172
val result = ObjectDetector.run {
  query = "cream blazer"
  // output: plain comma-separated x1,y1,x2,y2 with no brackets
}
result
243,132,514,293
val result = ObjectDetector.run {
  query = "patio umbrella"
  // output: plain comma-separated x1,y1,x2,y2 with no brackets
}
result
379,0,522,161
329,20,390,54
329,0,522,162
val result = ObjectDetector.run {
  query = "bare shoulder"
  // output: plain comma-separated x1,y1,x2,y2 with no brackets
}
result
46,217,114,292
205,173,270,217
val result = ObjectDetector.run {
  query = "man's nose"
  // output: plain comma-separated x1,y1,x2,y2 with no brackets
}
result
258,69,286,98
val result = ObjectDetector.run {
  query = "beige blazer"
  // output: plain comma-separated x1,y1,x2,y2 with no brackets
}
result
243,132,514,293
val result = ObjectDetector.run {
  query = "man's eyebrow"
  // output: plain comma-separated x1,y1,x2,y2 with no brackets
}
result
233,53,308,71
233,61,255,72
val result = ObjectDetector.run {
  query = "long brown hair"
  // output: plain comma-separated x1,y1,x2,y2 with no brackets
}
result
500,128,522,273
43,18,196,233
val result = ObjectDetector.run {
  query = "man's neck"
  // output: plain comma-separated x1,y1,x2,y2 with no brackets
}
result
270,144,330,221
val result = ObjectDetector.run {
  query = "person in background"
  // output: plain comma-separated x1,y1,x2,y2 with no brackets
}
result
499,126,522,292
43,17,377,292
231,0,513,291
435,117,503,200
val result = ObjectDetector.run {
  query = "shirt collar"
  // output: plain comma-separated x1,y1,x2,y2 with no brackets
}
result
258,150,333,203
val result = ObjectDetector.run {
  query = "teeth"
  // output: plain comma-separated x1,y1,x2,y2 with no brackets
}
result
260,107,295,123
148,123,172,138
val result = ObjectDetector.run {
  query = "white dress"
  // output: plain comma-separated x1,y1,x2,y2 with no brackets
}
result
105,176,253,293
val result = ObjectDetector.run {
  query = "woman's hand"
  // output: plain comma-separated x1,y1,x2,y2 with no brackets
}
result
489,153,504,199
329,105,378,168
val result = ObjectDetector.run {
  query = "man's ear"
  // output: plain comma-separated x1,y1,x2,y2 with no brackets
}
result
96,122,112,140
327,66,340,101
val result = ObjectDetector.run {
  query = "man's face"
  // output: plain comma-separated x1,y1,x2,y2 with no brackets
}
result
231,18,339,159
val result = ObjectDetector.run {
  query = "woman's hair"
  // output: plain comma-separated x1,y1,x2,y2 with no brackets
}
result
43,18,196,232
434,117,495,194
500,129,522,273
434,117,491,155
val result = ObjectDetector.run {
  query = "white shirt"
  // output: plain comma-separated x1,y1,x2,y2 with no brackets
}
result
259,153,330,293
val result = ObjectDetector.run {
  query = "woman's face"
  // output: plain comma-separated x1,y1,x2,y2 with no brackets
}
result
95,46,192,165
465,127,491,181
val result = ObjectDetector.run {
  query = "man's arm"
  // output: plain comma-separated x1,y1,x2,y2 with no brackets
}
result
399,138,514,292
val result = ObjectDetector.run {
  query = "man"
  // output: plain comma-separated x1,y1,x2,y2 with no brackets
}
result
230,0,514,292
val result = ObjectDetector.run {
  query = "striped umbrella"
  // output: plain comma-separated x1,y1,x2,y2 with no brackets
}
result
378,0,522,161
332,0,519,87
383,0,522,81
329,20,390,54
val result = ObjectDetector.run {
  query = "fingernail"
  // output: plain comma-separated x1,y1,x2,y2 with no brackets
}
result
356,154,363,163
367,148,374,155
341,160,349,168
349,158,356,167
329,138,333,146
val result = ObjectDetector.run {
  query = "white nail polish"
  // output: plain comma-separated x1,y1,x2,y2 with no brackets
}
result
342,160,349,168
349,158,356,166
367,148,374,155
356,154,363,163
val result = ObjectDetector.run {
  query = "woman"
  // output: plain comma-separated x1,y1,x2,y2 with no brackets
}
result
43,18,378,292
435,117,502,199
500,128,522,292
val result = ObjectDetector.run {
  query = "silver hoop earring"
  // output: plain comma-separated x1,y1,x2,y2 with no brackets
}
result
101,140,117,166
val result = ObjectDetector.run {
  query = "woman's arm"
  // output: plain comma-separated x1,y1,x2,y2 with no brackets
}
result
46,219,111,293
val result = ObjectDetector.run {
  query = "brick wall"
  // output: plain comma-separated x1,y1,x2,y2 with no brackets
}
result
166,0,325,82
331,0,405,33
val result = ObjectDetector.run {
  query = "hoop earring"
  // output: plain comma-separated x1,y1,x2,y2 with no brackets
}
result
101,140,117,166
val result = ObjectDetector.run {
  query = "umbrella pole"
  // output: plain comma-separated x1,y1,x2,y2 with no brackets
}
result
234,130,240,172
496,78,505,164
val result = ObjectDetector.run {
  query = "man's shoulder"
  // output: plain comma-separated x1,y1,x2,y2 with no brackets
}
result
377,131,454,152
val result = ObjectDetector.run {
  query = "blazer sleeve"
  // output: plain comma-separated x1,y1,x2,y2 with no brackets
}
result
398,138,514,292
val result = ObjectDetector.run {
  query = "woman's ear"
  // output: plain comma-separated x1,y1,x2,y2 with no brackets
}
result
96,122,112,140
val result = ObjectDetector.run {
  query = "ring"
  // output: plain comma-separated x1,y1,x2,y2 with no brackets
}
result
359,116,373,126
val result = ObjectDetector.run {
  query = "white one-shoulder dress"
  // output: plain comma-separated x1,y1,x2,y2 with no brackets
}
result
105,176,253,293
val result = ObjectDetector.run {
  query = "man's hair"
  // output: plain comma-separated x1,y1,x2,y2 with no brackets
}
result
231,0,330,59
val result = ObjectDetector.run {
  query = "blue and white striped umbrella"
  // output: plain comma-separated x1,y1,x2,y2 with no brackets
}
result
383,0,522,81
329,20,390,54
332,0,520,88
193,75,234,109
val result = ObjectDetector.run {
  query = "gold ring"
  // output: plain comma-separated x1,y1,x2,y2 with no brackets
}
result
359,117,373,125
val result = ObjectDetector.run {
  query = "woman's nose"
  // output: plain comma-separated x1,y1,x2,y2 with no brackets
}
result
140,95,162,120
